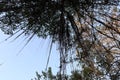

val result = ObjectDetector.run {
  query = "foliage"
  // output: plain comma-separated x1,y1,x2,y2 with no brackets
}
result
31,67,59,80
32,67,81,80
0,0,120,80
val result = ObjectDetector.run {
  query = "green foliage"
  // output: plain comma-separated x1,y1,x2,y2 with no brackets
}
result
70,70,82,80
32,67,57,80
32,67,82,80
0,1,120,80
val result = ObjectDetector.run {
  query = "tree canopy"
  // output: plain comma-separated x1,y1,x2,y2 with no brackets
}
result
0,0,120,79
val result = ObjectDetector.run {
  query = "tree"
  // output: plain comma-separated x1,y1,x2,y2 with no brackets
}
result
32,67,81,80
31,67,59,80
0,0,120,79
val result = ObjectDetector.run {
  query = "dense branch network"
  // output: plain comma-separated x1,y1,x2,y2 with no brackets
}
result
0,0,120,79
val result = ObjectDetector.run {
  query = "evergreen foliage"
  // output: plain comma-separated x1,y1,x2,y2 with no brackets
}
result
0,0,120,79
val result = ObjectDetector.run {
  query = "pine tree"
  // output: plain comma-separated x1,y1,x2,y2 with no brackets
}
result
0,0,120,79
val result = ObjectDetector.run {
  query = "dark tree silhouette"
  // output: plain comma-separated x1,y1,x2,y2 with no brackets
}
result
0,0,120,79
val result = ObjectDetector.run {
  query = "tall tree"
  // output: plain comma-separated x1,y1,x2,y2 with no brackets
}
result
0,0,120,79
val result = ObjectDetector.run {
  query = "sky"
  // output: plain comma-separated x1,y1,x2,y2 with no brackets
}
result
0,30,59,80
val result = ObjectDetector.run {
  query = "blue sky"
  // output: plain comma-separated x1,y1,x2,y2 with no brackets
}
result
0,30,59,80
